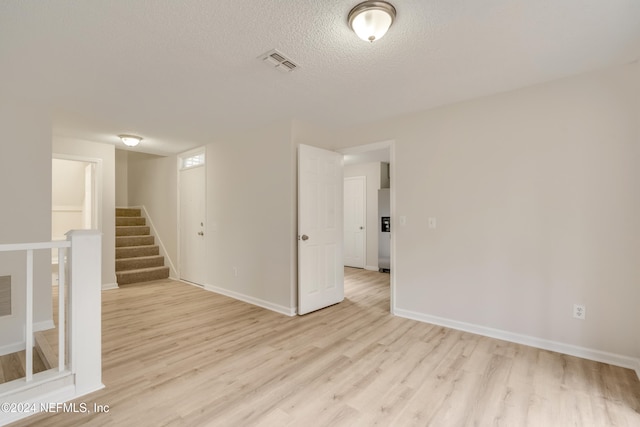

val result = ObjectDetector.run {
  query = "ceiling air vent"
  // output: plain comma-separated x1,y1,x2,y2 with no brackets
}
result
258,49,299,73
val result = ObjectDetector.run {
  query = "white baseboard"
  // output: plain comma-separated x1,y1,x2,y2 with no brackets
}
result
395,308,640,380
34,320,55,332
365,265,379,271
0,321,55,356
102,282,119,291
204,283,296,317
0,341,25,357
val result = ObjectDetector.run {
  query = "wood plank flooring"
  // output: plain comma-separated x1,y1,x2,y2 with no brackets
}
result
11,268,640,426
0,348,47,385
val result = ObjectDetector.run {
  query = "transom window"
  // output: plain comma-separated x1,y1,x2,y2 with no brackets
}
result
181,152,205,169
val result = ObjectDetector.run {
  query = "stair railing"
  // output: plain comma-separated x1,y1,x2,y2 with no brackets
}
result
0,230,103,425
0,240,70,380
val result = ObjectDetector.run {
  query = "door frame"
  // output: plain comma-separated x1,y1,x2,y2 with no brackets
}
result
338,140,396,314
52,153,102,232
51,154,102,270
177,147,207,285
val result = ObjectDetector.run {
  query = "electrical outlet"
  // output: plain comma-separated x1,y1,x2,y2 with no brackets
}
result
573,304,586,320
233,267,238,277
428,217,436,229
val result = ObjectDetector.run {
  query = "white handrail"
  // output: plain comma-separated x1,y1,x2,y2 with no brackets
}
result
0,240,70,252
0,231,103,426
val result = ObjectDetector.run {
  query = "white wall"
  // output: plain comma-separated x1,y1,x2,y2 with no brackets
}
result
0,102,52,352
81,64,639,368
206,121,295,313
323,62,640,363
115,149,129,207
52,137,117,289
127,152,178,273
344,162,384,270
124,122,297,314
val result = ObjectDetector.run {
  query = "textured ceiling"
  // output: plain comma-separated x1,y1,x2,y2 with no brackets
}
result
1,0,639,155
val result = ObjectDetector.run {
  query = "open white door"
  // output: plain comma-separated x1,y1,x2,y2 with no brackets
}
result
298,144,344,315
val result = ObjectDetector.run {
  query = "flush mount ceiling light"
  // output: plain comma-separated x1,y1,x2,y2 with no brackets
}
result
348,1,396,42
118,134,142,147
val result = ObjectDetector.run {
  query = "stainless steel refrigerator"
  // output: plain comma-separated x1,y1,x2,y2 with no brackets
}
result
378,188,390,272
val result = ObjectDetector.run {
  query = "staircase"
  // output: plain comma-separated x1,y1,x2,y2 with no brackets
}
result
115,208,170,285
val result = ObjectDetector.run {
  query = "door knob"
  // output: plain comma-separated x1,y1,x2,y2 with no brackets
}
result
197,231,204,236
301,234,309,241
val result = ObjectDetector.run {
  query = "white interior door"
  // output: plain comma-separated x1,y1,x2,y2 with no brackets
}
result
343,176,366,268
298,144,344,315
180,165,206,285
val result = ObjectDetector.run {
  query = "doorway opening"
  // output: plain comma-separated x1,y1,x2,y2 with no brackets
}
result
339,141,395,313
51,154,102,281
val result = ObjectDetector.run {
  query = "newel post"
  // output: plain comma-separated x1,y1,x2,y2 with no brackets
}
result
66,230,104,395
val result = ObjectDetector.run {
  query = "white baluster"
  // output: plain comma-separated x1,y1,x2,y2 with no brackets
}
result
58,247,66,372
25,249,33,382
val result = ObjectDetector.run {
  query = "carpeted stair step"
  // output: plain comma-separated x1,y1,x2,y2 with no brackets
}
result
115,207,170,285
116,235,155,247
116,266,170,285
116,216,146,226
116,255,165,272
116,245,160,259
116,225,150,236
116,208,141,217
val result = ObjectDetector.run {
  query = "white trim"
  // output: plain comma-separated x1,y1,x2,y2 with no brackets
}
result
34,320,55,332
176,278,204,289
0,369,73,401
395,308,640,376
0,369,104,426
101,282,119,291
364,265,379,271
0,241,70,252
51,205,83,212
389,142,396,315
0,341,25,357
338,140,395,155
204,283,296,317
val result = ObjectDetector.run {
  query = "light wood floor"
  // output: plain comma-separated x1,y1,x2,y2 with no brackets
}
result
0,348,46,385
11,268,640,426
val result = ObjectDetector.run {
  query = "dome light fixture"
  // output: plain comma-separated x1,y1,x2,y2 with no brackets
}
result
118,134,143,147
348,1,396,43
